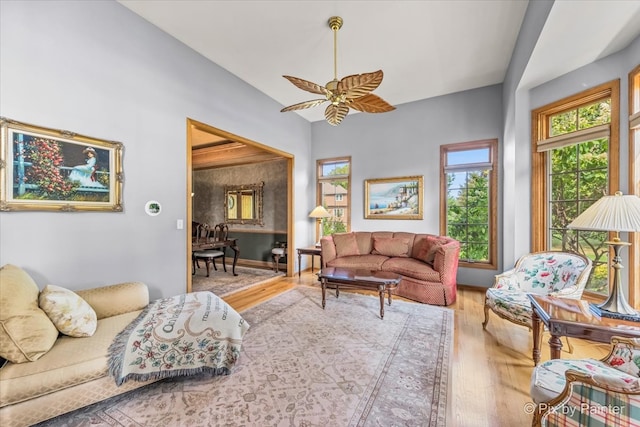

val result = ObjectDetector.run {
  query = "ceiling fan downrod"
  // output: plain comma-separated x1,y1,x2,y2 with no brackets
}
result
328,16,343,82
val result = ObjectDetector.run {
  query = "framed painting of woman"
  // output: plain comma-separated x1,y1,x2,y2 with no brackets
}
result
0,117,124,212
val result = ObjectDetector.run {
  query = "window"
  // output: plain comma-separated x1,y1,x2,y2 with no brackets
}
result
532,80,620,297
317,157,351,238
440,139,497,269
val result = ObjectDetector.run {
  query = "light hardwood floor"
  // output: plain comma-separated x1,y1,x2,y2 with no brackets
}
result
223,270,609,427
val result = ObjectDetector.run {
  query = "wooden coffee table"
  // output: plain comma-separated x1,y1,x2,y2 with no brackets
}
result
317,267,401,319
528,294,640,365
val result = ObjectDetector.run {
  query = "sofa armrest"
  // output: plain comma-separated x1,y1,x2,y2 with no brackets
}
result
320,236,336,267
75,281,149,320
433,241,460,286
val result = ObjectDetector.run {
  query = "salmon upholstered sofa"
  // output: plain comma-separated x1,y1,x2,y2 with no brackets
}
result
320,232,460,306
0,265,157,427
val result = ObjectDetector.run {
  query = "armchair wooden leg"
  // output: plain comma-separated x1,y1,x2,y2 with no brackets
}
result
482,300,490,330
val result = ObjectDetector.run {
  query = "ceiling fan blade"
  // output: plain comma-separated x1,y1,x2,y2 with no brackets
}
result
349,94,396,113
282,75,329,96
338,70,384,99
281,99,327,112
325,103,349,126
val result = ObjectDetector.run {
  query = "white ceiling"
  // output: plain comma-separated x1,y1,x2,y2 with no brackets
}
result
118,0,640,123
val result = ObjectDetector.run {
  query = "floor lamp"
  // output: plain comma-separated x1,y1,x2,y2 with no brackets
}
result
309,205,331,246
568,191,640,316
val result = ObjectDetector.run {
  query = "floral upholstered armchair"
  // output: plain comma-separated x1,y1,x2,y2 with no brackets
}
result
482,251,592,332
530,336,640,426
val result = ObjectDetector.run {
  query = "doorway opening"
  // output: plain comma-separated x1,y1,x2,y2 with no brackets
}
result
186,118,294,292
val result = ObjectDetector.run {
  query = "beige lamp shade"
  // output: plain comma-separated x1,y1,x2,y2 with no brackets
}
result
567,192,640,232
309,205,332,218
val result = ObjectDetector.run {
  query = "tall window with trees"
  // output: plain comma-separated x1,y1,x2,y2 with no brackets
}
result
532,80,620,296
317,157,351,237
440,139,497,269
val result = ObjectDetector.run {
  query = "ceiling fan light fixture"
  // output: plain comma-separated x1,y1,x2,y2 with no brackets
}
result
280,16,395,126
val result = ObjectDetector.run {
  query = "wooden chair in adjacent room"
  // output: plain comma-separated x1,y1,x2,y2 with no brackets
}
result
271,241,287,273
192,223,229,277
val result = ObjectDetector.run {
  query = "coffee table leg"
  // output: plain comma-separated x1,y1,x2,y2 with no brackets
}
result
532,309,541,366
321,279,326,309
379,285,385,319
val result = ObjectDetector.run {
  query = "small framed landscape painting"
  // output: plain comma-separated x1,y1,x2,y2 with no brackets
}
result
0,117,124,212
364,175,424,220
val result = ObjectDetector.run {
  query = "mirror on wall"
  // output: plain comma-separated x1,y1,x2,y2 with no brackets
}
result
225,182,264,225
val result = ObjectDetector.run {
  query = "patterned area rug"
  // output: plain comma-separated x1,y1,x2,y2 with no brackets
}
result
192,265,284,297
36,285,453,426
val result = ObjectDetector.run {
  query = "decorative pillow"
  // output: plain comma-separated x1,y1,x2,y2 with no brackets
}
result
416,236,450,264
39,285,97,337
371,237,410,257
333,233,360,257
0,264,59,363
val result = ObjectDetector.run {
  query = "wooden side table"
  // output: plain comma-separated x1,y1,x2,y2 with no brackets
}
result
528,294,640,365
297,246,322,278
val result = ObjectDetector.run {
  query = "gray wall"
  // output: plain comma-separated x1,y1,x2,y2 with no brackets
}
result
311,84,503,286
193,159,288,232
0,1,312,300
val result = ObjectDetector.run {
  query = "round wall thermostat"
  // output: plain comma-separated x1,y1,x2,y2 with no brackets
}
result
145,200,161,216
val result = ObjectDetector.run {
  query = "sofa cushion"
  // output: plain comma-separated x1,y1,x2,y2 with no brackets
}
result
371,237,411,257
0,265,59,364
39,285,97,338
382,258,440,282
416,236,451,264
326,254,388,270
333,233,361,257
0,310,141,407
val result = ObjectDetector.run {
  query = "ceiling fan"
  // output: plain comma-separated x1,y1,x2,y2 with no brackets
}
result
280,16,395,126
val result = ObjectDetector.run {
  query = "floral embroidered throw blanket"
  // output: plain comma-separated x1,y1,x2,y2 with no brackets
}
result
108,291,249,386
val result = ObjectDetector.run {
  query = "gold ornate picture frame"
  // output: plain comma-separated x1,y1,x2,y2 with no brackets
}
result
0,117,124,212
224,182,264,225
364,175,423,220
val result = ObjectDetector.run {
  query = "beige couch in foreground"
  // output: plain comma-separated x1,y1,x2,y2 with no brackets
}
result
0,266,157,427
321,231,460,306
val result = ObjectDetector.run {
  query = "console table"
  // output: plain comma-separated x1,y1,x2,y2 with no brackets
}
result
297,246,322,278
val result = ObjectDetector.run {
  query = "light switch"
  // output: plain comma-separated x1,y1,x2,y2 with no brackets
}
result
177,219,184,230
